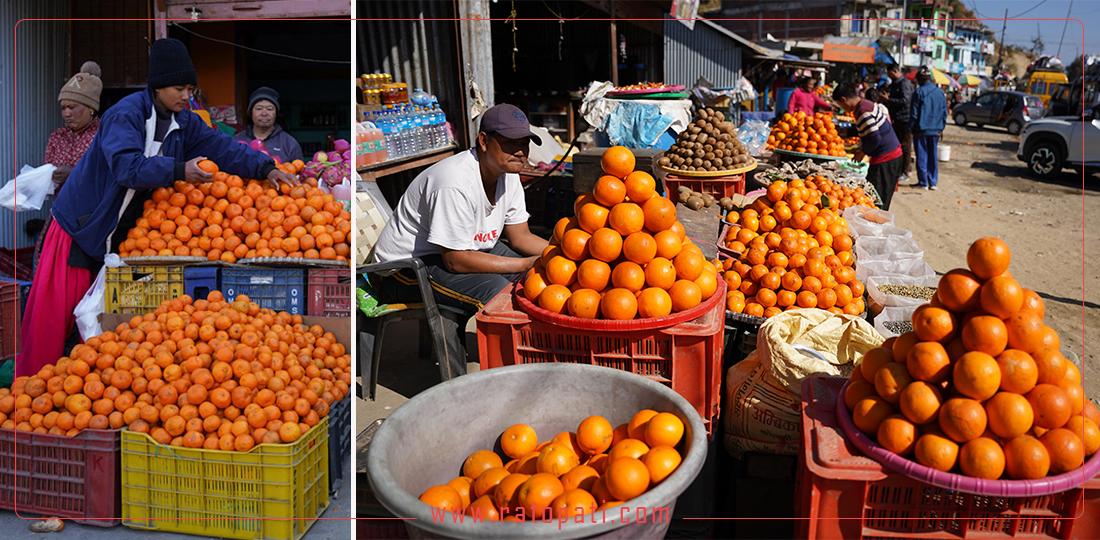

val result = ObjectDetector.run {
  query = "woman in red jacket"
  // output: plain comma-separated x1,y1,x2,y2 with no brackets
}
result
787,77,832,115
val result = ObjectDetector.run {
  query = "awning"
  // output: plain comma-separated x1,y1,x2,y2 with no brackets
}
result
751,54,833,70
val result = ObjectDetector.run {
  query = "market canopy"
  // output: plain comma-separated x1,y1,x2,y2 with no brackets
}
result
906,67,960,89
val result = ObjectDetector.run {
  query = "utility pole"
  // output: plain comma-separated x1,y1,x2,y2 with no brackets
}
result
998,8,1007,73
1057,0,1074,58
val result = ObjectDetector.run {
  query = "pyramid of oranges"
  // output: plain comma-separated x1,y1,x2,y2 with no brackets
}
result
523,147,719,320
766,111,848,157
0,291,351,451
417,409,685,521
119,159,352,264
722,176,868,319
847,238,1097,480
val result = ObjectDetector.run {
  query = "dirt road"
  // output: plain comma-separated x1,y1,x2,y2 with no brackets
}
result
888,122,1099,403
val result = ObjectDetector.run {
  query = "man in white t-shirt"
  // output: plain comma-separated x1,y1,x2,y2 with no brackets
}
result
371,103,549,312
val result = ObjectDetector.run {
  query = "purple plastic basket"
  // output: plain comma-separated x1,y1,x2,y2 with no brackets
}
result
836,379,1100,497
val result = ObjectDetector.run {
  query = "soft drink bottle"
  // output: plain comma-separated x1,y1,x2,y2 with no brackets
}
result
355,122,371,167
370,116,388,163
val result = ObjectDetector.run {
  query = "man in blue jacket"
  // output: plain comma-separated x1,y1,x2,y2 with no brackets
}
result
18,38,297,376
909,67,948,190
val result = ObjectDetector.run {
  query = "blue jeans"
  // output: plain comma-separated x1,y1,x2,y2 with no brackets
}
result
913,134,940,187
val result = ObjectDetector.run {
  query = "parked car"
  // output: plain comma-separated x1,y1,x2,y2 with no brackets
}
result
1016,107,1100,178
953,91,1045,135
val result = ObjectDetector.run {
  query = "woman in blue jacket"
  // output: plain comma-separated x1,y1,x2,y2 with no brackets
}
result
17,38,297,377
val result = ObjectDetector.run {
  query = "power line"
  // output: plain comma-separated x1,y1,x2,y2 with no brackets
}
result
1008,0,1049,19
168,22,350,65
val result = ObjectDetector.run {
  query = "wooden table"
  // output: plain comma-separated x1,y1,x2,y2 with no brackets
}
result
356,145,457,182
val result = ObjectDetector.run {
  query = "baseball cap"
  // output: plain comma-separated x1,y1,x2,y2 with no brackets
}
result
478,104,542,144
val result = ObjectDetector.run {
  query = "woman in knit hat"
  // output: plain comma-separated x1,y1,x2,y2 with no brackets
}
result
17,38,298,377
47,61,103,187
235,86,303,163
33,62,104,272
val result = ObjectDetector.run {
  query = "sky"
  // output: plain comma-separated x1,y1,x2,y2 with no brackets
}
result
967,0,1095,60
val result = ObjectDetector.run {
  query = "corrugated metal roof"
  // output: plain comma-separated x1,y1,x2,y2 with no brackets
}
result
1,1,70,250
664,15,743,89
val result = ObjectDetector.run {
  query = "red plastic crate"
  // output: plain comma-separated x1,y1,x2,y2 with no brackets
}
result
306,267,351,317
476,283,724,436
795,377,1100,540
0,428,122,527
0,281,19,360
663,173,746,201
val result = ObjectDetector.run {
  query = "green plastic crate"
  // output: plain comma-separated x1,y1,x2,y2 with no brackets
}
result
121,416,329,540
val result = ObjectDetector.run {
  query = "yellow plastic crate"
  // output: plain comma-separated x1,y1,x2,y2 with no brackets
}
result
121,417,329,540
105,266,184,314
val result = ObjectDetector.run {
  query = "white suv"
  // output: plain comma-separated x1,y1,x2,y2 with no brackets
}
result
1017,108,1100,178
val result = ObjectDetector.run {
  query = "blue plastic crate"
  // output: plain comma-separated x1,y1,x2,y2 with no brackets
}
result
220,268,306,315
183,267,219,302
328,396,350,493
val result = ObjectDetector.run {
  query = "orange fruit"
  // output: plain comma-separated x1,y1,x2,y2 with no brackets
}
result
608,203,645,236
1066,416,1100,456
1034,347,1068,386
852,396,894,435
644,412,684,448
473,468,511,499
560,229,592,261
912,307,957,343
1002,435,1050,479
673,250,705,281
873,363,912,405
898,381,943,425
985,392,1034,439
594,175,627,206
877,415,917,456
601,146,635,179
1039,428,1085,474
600,288,638,320
959,437,1006,479
517,473,564,514
980,276,1024,319
642,197,676,232
637,287,673,319
545,256,578,287
501,424,538,459
537,443,580,476
577,202,611,234
652,230,682,260
1026,384,1072,430
938,398,988,443
463,449,504,479
860,347,895,382
668,280,702,313
588,228,623,262
952,351,1001,401
996,349,1039,394
1020,289,1045,318
967,237,1011,279
624,171,656,203
642,445,681,485
566,289,602,319
1004,311,1045,353
576,416,613,455
419,485,462,512
493,473,529,510
914,432,959,472
961,316,1008,357
937,269,982,312
550,488,597,519
466,495,500,521
524,271,550,301
604,457,650,500
577,259,611,291
538,284,572,314
906,341,951,383
1058,382,1084,416
622,232,657,265
627,410,658,441
844,380,878,412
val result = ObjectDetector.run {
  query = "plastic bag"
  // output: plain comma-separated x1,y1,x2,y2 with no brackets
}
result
866,273,940,312
737,120,770,156
74,254,126,341
0,164,57,212
855,235,923,262
842,205,895,229
856,256,935,284
874,306,920,338
600,101,676,148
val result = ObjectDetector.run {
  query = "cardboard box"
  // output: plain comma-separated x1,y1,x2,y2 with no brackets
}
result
98,314,352,350
571,148,667,195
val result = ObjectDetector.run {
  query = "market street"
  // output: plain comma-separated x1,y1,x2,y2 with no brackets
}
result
888,122,1099,404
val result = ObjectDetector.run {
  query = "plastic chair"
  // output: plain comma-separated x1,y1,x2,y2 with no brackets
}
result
355,181,466,401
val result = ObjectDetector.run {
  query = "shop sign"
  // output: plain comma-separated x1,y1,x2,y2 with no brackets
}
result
823,43,875,64
671,0,701,30
917,27,935,53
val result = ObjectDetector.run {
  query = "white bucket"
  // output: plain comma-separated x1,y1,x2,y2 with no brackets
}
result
937,145,951,161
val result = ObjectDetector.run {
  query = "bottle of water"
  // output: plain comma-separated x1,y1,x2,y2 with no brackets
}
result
424,108,437,149
382,110,402,159
416,107,431,151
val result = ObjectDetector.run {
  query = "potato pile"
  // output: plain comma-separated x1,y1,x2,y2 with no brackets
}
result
658,108,753,173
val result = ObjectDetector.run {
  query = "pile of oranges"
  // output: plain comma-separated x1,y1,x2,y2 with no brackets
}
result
766,111,848,157
523,146,719,320
119,160,352,264
721,177,868,319
0,291,352,451
418,409,686,520
847,238,1097,480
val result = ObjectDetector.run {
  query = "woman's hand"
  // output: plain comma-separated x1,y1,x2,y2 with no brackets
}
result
267,168,299,189
52,165,72,187
185,156,214,183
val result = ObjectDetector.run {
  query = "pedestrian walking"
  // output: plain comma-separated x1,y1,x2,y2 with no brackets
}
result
910,67,949,190
883,65,914,184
